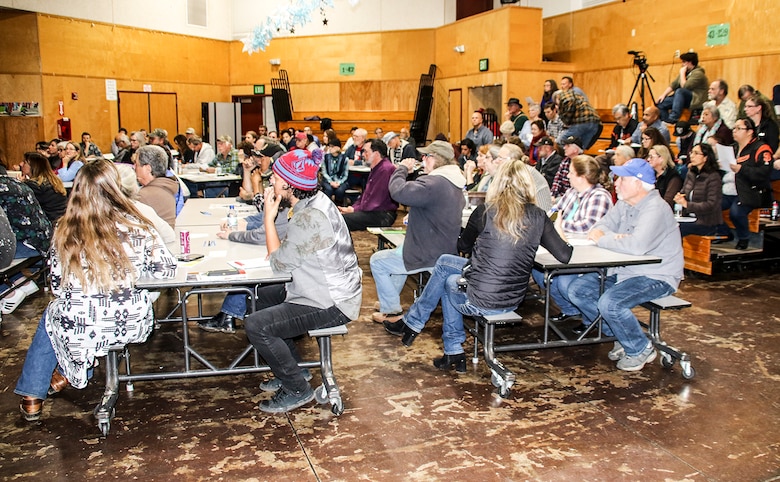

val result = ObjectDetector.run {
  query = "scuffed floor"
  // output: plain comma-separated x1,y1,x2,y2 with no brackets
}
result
1,228,778,481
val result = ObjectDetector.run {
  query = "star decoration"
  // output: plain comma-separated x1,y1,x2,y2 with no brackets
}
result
323,18,328,26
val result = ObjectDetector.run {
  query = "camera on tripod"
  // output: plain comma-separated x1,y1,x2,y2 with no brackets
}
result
628,50,648,71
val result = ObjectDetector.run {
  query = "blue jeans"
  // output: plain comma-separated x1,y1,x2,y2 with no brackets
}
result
404,254,512,355
370,247,420,314
321,181,348,204
727,196,755,241
244,284,349,393
558,121,600,149
15,313,59,399
568,273,675,356
657,88,693,123
15,241,42,259
531,269,579,316
221,293,249,318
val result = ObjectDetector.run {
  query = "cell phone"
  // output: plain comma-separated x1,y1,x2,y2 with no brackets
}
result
176,253,204,262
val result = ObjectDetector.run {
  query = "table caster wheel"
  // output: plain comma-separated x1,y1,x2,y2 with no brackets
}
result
681,361,695,380
331,398,344,416
660,352,675,368
314,384,328,404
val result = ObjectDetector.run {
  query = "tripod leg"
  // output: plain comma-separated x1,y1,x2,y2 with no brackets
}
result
628,73,643,109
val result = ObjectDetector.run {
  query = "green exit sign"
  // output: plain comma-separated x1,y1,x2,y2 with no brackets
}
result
339,63,355,76
253,84,265,95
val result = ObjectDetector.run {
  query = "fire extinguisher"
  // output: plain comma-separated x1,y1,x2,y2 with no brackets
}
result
57,117,72,141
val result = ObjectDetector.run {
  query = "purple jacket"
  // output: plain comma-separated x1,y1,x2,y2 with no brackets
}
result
353,157,399,213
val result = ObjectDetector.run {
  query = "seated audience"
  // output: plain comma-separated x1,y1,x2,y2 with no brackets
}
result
744,94,779,153
631,106,671,145
564,158,684,372
79,131,102,159
384,131,417,165
135,145,179,228
672,143,723,237
14,160,176,421
20,152,67,223
530,155,612,324
465,110,494,149
338,139,398,231
464,144,493,191
656,51,708,124
187,136,216,169
540,79,558,119
694,104,734,147
320,138,349,205
703,79,737,128
56,141,85,182
550,135,583,199
383,158,572,372
647,145,683,208
370,141,466,324
637,127,670,159
457,138,476,170
526,120,548,166
110,127,128,157
519,104,544,148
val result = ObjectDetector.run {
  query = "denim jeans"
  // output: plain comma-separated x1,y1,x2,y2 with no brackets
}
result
321,181,349,204
404,254,512,355
370,247,420,314
15,313,59,399
15,241,42,259
557,121,600,149
657,88,693,123
244,284,349,393
221,293,249,318
727,196,756,241
531,269,579,316
568,273,675,356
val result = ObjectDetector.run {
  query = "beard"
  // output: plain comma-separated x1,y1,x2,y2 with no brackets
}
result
278,195,292,210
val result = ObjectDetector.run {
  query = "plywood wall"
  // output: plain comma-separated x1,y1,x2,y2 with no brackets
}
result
542,0,780,110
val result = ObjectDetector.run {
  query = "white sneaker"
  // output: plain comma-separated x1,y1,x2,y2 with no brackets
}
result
616,342,657,372
1,289,27,315
18,280,39,296
608,341,626,361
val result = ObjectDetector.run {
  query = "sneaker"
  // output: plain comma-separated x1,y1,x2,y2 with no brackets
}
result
18,281,39,297
259,369,313,393
616,342,657,371
198,312,236,333
608,341,626,361
259,386,315,413
1,289,27,315
371,311,402,324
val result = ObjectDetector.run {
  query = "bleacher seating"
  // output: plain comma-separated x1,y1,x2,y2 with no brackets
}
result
279,111,414,141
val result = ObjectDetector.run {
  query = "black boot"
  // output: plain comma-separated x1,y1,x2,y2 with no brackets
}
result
198,312,236,333
384,319,419,346
735,239,749,250
433,353,467,372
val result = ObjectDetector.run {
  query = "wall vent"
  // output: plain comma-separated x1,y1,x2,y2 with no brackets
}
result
187,0,208,28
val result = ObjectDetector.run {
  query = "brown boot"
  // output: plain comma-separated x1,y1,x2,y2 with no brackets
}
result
20,396,43,421
48,370,70,396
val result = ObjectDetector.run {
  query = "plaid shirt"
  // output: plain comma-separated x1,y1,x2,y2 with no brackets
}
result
546,115,565,141
211,149,240,174
550,157,572,198
557,89,600,127
554,184,613,234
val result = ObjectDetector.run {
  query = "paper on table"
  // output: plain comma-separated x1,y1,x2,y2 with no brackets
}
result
190,232,209,238
228,258,270,269
208,250,227,258
716,143,736,171
536,237,594,256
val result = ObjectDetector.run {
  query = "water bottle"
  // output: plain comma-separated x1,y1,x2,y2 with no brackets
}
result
674,203,683,218
772,201,779,221
227,205,238,231
215,164,223,176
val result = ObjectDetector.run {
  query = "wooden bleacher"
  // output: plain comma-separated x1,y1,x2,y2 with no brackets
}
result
683,210,762,275
279,111,414,141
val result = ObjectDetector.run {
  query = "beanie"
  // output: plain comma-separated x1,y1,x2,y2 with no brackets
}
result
272,149,323,190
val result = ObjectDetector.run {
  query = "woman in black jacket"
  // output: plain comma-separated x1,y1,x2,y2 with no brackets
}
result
21,152,68,223
384,158,572,372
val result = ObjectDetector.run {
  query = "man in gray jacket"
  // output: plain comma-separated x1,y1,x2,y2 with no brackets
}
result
370,140,466,323
564,158,684,372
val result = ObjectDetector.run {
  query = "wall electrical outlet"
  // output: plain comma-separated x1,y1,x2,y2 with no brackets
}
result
674,49,681,58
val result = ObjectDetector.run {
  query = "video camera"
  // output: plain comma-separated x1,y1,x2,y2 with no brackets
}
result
628,50,649,71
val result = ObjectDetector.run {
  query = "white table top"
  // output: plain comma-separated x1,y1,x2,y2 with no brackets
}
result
176,198,257,227
348,165,371,173
534,244,662,271
178,170,241,183
138,224,288,289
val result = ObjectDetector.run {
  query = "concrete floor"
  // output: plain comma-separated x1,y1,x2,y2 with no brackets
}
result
1,229,779,481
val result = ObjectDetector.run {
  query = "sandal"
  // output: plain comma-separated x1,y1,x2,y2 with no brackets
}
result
48,371,70,396
20,397,43,421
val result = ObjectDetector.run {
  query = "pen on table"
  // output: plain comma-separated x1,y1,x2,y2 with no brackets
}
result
200,211,212,215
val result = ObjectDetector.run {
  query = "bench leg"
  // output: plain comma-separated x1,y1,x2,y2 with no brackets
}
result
95,350,121,436
481,321,515,398
312,335,345,415
645,308,695,379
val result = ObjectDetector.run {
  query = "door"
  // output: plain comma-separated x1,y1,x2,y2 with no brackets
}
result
448,88,462,143
233,95,265,137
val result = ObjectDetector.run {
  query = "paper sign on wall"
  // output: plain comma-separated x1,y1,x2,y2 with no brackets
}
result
105,79,117,101
706,23,729,46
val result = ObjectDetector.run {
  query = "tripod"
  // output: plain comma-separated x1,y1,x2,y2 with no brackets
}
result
627,67,655,117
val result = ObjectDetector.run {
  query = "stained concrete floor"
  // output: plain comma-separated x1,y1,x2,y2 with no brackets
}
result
0,229,779,481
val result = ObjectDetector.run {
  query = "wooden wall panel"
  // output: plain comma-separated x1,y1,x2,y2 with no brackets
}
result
288,83,341,113
0,117,44,167
0,10,41,75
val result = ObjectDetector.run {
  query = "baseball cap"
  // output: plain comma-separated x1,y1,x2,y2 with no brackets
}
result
185,127,196,135
417,140,455,160
561,135,583,149
217,135,233,144
382,131,399,144
674,121,692,137
534,136,555,147
610,158,656,184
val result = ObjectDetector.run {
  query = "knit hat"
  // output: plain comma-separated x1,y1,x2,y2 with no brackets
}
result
272,149,323,190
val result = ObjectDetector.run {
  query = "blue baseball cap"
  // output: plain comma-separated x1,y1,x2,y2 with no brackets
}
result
610,158,656,184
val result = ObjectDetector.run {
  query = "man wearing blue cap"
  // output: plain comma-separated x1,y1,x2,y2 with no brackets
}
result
563,158,684,371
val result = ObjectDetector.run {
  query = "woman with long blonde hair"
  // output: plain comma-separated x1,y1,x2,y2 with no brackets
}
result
15,159,177,422
384,158,573,372
21,151,67,222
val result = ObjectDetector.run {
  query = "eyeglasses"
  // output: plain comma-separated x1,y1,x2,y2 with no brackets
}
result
641,137,651,141
732,126,750,131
